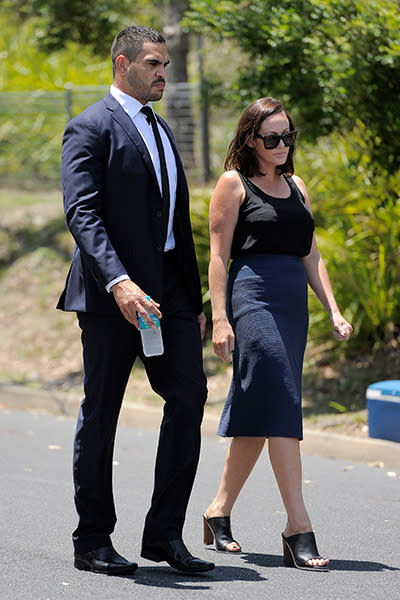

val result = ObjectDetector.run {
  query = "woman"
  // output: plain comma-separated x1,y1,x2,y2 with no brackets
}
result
203,98,352,571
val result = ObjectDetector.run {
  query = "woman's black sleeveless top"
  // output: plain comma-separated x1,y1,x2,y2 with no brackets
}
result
230,172,315,259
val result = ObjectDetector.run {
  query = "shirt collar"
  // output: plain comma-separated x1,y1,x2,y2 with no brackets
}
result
110,84,153,118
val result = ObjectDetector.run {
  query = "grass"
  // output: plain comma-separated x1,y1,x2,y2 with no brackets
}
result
0,188,60,209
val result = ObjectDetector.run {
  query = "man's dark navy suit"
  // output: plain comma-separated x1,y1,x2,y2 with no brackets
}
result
58,92,207,554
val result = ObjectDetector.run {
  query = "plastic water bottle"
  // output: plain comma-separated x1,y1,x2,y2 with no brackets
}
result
138,296,164,357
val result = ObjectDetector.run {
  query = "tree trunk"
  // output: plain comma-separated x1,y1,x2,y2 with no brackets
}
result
164,0,195,169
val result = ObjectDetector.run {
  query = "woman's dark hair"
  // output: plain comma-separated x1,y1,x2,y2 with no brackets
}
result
224,97,296,177
111,26,166,77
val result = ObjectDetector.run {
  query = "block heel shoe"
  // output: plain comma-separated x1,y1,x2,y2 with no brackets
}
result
282,532,329,571
203,513,241,553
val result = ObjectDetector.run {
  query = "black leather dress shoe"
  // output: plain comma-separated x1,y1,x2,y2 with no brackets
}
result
141,539,215,573
74,545,138,574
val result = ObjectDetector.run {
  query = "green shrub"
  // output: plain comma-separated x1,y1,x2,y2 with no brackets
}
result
190,186,212,331
297,132,400,358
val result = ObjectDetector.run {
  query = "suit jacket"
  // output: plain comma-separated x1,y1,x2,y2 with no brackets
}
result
57,92,203,315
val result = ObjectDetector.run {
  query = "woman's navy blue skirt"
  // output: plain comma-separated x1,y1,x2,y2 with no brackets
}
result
217,254,308,440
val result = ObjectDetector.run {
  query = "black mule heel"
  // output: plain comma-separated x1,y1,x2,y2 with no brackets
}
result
282,532,329,571
203,514,241,553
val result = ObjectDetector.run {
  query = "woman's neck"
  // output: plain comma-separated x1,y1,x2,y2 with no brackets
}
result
249,171,290,198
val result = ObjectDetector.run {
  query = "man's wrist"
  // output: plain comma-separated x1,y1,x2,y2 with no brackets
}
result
106,274,130,293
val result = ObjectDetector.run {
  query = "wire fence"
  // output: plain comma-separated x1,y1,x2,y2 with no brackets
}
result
0,84,236,190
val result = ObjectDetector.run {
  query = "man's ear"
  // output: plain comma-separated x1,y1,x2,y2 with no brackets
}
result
115,54,130,76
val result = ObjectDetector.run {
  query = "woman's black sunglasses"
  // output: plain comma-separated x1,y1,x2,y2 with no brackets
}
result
254,130,298,150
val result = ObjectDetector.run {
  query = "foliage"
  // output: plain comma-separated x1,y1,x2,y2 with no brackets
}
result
312,205,400,354
0,15,111,90
0,15,105,187
185,0,400,174
296,134,400,357
190,186,212,327
0,12,112,187
0,0,166,56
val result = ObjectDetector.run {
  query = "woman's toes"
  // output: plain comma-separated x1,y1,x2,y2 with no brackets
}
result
306,557,329,568
225,541,241,552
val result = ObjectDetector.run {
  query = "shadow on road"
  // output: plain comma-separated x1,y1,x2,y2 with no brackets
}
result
115,564,266,589
328,559,400,572
240,551,399,572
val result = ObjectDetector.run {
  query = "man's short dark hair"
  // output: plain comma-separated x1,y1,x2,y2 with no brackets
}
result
111,26,166,77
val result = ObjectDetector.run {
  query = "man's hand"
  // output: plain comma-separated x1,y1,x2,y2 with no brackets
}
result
111,280,161,328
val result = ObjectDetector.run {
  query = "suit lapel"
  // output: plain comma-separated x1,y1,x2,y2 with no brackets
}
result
104,93,160,192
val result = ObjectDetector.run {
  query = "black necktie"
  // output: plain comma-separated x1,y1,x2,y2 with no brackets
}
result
140,106,170,242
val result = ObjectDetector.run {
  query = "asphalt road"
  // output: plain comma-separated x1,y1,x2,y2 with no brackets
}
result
1,406,399,600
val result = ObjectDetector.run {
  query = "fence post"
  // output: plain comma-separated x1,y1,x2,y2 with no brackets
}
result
197,36,211,184
65,84,73,122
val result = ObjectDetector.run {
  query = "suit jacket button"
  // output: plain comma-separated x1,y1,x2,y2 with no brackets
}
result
156,210,162,218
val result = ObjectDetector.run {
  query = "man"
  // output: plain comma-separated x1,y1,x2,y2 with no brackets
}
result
57,25,214,575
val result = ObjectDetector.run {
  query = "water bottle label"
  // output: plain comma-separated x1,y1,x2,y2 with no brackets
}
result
139,313,160,330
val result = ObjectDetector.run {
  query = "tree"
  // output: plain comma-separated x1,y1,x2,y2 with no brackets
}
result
0,0,133,55
184,0,400,174
164,0,195,168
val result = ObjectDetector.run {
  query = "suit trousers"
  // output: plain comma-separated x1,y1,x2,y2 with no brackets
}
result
72,253,207,553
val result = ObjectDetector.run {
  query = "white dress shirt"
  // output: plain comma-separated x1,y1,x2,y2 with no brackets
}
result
106,85,177,292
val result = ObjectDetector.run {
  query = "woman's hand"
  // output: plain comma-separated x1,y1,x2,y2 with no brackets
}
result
330,312,353,341
212,318,235,363
197,312,207,341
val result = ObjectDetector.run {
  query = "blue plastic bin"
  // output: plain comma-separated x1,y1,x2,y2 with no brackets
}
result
367,380,400,443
